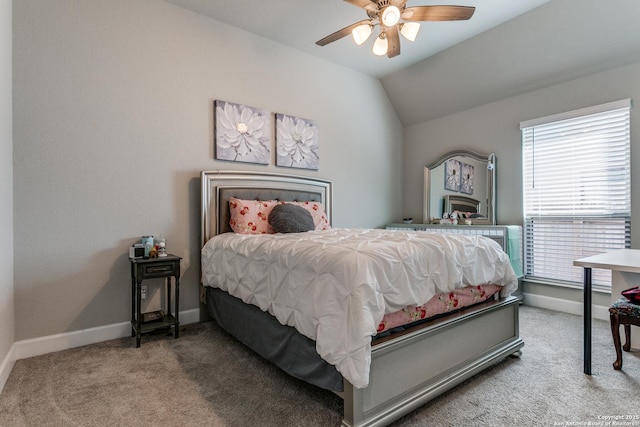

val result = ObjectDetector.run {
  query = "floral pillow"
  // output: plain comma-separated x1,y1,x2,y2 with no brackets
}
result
286,201,331,231
229,197,331,234
229,197,277,234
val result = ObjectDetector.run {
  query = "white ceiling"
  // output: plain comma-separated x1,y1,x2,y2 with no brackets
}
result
163,0,550,79
164,0,640,126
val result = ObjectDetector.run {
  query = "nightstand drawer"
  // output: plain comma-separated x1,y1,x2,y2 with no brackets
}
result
143,262,177,277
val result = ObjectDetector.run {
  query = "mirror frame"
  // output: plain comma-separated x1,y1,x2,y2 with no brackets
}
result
423,150,496,224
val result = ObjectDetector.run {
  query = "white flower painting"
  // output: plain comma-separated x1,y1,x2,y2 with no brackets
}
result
444,159,461,192
215,100,270,164
276,113,319,170
460,162,474,195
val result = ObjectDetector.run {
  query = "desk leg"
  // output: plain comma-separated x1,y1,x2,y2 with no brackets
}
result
583,267,592,375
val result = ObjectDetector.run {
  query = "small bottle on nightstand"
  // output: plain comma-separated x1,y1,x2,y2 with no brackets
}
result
156,235,167,257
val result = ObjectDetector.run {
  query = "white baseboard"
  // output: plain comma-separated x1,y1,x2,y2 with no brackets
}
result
0,344,16,394
13,308,200,362
522,292,609,321
1,308,200,394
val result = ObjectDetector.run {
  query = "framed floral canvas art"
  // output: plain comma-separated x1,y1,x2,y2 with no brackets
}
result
275,113,319,170
460,162,474,195
214,100,270,164
444,159,461,192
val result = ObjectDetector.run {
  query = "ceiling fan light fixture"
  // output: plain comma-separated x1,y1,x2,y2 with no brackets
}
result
400,22,420,42
372,34,388,56
381,6,400,27
352,24,372,45
316,4,476,59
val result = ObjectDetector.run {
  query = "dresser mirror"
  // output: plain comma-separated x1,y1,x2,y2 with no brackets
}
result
423,150,496,224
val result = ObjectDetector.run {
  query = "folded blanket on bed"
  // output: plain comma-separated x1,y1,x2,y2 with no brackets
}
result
201,228,517,389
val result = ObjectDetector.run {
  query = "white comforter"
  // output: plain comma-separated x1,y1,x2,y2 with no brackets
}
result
201,228,517,389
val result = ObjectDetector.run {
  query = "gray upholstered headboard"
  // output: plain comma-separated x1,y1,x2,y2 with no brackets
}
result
201,170,333,246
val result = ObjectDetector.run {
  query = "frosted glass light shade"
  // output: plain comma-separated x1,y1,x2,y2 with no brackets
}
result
400,22,420,42
352,24,372,45
381,6,400,27
372,35,388,56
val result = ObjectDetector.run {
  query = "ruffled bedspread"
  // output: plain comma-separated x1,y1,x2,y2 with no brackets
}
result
201,228,517,389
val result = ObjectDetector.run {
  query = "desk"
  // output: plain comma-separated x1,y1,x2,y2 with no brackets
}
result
573,249,640,375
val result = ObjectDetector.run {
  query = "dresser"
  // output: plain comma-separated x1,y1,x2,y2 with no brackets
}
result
385,223,523,278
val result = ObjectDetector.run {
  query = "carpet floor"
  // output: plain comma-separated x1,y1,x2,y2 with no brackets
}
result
1,305,639,426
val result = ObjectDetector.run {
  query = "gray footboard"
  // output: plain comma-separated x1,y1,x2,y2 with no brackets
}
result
342,295,523,427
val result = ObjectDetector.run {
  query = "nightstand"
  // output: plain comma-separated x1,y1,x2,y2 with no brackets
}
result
130,254,181,347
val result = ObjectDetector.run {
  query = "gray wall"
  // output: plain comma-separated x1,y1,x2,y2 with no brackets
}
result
12,0,403,340
1,0,14,362
403,60,640,306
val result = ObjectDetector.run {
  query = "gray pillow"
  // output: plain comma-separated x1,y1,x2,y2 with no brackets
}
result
268,203,315,233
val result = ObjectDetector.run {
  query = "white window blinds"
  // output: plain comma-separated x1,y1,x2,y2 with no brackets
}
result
521,99,631,290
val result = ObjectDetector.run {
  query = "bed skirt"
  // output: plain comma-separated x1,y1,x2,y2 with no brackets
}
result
205,286,505,393
206,286,344,391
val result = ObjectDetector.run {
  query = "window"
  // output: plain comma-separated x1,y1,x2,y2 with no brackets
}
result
521,99,631,291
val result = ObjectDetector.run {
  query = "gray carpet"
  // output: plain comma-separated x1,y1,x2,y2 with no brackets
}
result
1,305,639,426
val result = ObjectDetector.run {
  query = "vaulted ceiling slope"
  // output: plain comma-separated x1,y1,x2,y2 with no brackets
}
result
383,0,640,125
164,0,640,126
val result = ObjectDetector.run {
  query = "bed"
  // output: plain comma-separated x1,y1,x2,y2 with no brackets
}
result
200,170,524,427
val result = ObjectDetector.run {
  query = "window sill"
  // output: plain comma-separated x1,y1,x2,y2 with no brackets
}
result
522,276,611,295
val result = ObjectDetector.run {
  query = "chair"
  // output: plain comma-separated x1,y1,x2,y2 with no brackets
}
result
609,298,640,370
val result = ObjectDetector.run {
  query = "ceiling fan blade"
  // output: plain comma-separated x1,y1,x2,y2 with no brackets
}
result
402,5,475,21
316,20,372,46
343,0,378,13
386,26,401,58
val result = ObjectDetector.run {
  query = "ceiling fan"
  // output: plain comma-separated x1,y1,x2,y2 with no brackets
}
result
316,0,475,58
